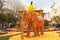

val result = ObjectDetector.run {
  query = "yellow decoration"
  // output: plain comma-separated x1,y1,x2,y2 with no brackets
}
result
26,3,34,12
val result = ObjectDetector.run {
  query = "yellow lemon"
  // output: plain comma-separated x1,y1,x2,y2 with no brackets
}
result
26,3,34,12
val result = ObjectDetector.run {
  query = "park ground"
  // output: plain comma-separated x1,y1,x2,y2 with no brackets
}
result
0,28,60,40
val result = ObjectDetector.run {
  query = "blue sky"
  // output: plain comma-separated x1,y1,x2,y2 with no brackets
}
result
20,0,60,13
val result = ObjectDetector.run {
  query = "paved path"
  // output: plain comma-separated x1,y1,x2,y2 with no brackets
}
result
9,31,60,40
0,28,20,36
0,32,20,36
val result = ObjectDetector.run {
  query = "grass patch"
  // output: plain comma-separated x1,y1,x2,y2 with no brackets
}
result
0,30,8,35
0,36,11,40
0,33,20,40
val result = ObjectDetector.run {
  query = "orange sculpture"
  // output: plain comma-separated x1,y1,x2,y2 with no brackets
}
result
26,12,38,37
26,1,36,37
27,10,44,36
19,1,44,40
19,10,26,39
36,10,44,35
30,12,39,36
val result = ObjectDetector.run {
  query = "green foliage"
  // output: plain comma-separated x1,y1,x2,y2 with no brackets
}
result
0,13,17,23
44,20,50,26
53,16,60,24
6,14,17,23
0,13,17,28
0,33,20,40
0,36,10,40
0,13,7,23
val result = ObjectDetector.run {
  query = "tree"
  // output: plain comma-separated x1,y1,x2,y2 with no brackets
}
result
6,14,17,23
0,0,3,10
2,0,25,13
0,13,8,29
44,20,50,26
6,14,17,29
53,16,60,24
0,13,7,23
0,13,17,29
